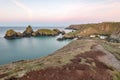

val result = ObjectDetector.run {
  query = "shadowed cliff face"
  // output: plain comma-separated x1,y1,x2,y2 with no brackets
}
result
66,22,120,36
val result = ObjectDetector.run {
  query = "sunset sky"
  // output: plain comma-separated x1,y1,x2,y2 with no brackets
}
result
0,0,120,26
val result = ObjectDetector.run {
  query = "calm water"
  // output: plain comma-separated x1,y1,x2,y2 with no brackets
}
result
0,27,72,65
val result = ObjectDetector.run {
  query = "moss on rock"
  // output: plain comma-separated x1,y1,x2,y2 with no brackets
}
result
36,29,58,36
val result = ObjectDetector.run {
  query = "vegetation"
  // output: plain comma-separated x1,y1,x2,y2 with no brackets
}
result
99,41,120,80
66,22,120,37
36,29,58,36
112,71,120,80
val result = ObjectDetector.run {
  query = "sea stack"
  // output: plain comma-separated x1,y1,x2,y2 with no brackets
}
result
23,25,34,37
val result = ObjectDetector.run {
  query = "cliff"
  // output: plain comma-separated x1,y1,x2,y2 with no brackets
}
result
66,22,120,36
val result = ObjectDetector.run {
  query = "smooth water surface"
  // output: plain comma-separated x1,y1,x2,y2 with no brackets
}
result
0,27,72,65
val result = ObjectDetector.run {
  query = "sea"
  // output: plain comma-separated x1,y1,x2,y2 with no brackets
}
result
0,27,72,65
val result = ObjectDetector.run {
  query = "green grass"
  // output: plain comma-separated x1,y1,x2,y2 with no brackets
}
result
68,22,120,36
68,31,80,35
112,71,120,80
37,29,57,35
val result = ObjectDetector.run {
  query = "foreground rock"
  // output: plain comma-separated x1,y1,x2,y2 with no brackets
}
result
0,39,120,80
4,26,63,39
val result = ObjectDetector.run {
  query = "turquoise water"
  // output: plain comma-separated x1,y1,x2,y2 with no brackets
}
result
0,27,72,65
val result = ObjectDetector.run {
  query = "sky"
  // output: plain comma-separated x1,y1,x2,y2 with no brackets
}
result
0,0,120,27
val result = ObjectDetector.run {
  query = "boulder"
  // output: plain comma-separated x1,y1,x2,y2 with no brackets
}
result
23,25,34,37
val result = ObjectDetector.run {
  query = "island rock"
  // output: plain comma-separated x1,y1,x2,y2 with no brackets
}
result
23,25,34,37
4,26,63,39
4,29,22,39
35,29,58,36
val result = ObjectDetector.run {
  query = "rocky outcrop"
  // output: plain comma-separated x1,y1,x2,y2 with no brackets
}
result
23,25,33,37
4,29,23,39
63,34,76,39
57,32,76,41
53,29,65,35
4,26,63,39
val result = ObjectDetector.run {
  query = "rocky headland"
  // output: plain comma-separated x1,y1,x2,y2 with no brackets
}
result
60,22,120,42
4,25,65,39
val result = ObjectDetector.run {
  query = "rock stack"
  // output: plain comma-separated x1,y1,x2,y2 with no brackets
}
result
4,25,64,39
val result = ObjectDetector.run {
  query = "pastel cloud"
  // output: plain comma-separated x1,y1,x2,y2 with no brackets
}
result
11,0,33,20
0,0,120,26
